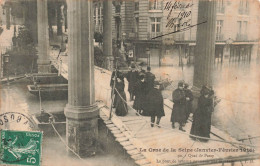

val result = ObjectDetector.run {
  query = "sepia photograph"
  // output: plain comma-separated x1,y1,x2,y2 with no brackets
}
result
0,0,259,165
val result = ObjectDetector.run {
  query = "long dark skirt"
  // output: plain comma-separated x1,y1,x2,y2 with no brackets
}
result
133,94,145,111
190,109,212,140
115,91,128,116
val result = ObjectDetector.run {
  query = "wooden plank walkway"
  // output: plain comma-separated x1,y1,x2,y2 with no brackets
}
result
49,49,259,166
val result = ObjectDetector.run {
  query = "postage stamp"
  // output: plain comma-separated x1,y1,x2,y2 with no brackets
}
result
0,130,42,166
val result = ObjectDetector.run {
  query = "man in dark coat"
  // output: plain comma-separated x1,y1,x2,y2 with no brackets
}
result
146,84,165,127
114,74,128,116
190,86,214,141
171,81,187,131
126,63,138,101
184,83,193,122
133,73,146,115
144,66,155,94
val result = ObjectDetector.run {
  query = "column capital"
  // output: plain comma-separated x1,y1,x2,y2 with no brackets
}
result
64,103,99,120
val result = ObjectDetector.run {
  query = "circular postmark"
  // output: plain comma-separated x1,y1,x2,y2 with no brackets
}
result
0,112,36,131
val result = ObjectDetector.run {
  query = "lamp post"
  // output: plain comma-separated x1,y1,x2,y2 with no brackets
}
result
122,32,126,51
146,47,150,66
4,54,10,85
226,38,233,62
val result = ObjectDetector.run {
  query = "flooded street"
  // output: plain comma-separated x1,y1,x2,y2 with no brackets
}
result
152,59,260,142
1,59,259,143
0,79,134,166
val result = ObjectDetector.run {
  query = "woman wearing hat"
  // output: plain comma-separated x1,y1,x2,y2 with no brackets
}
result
126,63,138,101
114,74,128,116
190,85,214,141
133,73,146,115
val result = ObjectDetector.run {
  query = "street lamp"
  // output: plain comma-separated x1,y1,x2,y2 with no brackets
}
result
122,32,126,51
4,54,10,85
146,47,150,66
226,38,234,62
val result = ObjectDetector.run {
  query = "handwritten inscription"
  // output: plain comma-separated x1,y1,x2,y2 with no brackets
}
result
164,1,193,30
164,1,193,20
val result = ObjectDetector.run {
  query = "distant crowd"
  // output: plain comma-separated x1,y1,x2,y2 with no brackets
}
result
110,63,215,141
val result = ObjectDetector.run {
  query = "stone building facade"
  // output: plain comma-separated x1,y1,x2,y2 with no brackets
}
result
95,0,259,66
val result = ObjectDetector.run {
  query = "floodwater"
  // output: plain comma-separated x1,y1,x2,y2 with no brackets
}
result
0,79,134,166
152,59,260,143
0,60,259,165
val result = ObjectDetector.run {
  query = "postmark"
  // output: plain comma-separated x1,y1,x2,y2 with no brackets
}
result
0,112,36,131
0,130,42,166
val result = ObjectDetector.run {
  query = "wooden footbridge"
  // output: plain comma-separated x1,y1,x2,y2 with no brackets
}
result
49,48,260,166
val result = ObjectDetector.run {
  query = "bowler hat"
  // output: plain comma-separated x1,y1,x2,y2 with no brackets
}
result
178,81,184,87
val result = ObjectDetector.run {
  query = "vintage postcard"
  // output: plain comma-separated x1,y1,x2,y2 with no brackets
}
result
0,0,259,166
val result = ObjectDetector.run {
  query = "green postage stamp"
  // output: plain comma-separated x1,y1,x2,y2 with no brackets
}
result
0,130,42,166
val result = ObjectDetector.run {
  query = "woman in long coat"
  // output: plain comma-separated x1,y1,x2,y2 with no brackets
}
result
133,74,146,115
190,86,214,141
114,75,128,116
146,85,165,127
126,64,138,101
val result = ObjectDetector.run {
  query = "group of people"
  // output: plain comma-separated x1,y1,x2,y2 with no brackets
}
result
110,63,215,141
171,81,193,132
110,63,165,127
171,81,215,141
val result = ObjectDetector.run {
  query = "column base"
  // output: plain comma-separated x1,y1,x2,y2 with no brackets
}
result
64,104,99,157
37,60,51,73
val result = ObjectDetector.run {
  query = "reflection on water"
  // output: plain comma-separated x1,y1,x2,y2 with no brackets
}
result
152,61,259,141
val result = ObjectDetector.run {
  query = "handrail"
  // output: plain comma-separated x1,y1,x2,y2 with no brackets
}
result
238,136,260,141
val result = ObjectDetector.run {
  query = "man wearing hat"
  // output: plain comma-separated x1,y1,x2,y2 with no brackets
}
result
144,66,155,94
171,81,187,131
184,83,193,122
126,63,138,101
145,83,165,127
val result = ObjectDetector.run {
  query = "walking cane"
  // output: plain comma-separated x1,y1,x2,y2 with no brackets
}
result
109,60,118,120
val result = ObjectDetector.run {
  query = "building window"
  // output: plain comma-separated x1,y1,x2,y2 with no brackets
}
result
149,0,162,10
237,21,248,40
216,0,225,13
135,17,139,33
94,6,97,25
115,5,121,13
216,20,223,40
151,18,161,33
239,0,249,15
135,2,139,11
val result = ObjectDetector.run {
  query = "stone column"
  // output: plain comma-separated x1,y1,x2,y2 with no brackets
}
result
63,3,68,32
64,0,98,157
103,1,113,70
6,5,10,30
56,2,62,36
193,0,216,88
37,0,51,73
